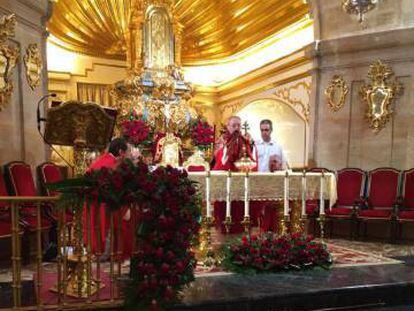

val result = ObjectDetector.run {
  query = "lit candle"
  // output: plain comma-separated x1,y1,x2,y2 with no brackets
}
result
284,171,289,216
301,170,307,217
244,172,249,217
320,172,325,215
206,170,211,217
226,170,231,218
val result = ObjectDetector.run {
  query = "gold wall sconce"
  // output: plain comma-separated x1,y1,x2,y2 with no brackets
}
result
360,60,403,132
0,14,19,111
24,43,42,90
325,75,349,112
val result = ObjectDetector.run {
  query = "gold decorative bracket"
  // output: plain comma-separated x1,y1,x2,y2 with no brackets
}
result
0,14,19,111
360,60,403,132
325,75,349,112
24,43,42,90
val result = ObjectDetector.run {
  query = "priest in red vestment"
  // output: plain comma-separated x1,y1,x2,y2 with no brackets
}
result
84,138,132,259
212,116,259,233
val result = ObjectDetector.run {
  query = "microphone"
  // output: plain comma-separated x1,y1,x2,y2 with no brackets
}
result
37,93,57,132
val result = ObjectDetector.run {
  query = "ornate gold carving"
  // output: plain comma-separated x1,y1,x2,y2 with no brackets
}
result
0,14,19,110
24,44,42,90
144,5,174,70
156,132,182,167
183,148,209,170
360,60,403,132
47,0,309,64
274,80,311,121
325,75,349,112
44,101,116,149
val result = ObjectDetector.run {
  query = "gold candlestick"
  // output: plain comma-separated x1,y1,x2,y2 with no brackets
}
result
241,216,251,233
318,214,326,241
199,216,215,266
301,214,308,235
223,216,233,234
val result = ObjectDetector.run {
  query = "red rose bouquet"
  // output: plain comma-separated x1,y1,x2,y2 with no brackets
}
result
190,119,214,150
121,119,151,146
222,233,332,274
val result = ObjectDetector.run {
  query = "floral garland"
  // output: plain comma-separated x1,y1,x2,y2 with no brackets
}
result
222,233,332,274
49,160,201,311
189,119,214,150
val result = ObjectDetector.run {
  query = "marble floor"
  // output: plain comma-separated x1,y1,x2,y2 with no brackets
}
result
1,238,414,310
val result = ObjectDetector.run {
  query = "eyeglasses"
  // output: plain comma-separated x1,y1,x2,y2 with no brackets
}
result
260,129,270,132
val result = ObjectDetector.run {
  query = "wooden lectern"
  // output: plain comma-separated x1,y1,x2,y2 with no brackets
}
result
44,101,116,298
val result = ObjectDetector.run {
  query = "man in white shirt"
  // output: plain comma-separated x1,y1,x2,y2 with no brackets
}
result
256,119,288,172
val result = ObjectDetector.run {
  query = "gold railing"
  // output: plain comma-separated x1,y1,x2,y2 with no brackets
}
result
0,196,124,310
0,172,334,309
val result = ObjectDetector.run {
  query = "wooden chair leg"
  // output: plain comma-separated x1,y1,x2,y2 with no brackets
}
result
21,232,30,265
390,219,397,244
363,222,368,238
329,219,333,238
350,219,355,240
398,223,402,240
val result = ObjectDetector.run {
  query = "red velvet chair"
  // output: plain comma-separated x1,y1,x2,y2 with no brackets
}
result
396,168,414,240
37,162,73,224
326,168,366,238
4,161,54,231
37,162,64,196
356,168,400,241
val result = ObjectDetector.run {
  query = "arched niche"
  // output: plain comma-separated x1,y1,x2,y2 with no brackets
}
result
236,98,308,168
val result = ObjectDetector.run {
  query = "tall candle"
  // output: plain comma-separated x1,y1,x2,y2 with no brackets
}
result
301,170,307,217
284,171,289,216
244,172,250,217
226,170,231,218
206,170,211,217
320,172,325,215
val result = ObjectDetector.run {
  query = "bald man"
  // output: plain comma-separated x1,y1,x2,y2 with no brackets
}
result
212,116,256,171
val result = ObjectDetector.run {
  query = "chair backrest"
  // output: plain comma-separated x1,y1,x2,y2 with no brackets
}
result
4,161,37,196
336,168,366,206
401,168,414,209
367,168,400,209
37,162,63,196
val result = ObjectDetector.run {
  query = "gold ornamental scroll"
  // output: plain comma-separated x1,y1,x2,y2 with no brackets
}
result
188,172,337,206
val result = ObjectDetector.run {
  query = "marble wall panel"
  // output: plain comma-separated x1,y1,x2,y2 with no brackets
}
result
315,0,414,41
0,0,49,166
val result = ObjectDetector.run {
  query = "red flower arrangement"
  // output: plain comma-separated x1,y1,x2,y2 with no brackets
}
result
190,119,215,149
49,160,201,311
121,119,151,146
222,233,332,274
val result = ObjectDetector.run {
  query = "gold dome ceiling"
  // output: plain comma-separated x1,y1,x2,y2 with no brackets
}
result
48,0,309,65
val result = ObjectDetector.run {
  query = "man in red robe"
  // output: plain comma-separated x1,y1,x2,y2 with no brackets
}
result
213,116,257,171
212,116,259,233
84,138,132,259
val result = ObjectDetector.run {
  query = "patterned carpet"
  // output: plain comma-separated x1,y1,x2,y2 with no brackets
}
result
193,238,409,276
325,242,402,267
0,238,413,282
